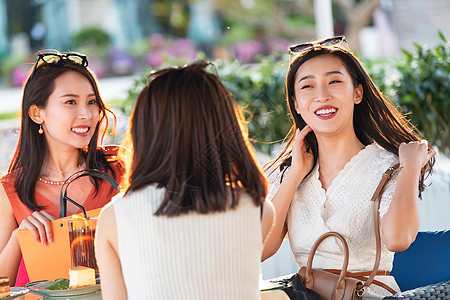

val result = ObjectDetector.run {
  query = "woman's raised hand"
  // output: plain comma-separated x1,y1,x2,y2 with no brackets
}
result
17,211,56,246
399,140,436,171
290,125,314,176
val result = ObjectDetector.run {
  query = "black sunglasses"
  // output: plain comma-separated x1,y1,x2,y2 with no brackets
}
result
30,51,88,80
289,36,349,54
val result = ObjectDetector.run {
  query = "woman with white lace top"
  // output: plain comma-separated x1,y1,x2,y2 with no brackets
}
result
261,36,436,299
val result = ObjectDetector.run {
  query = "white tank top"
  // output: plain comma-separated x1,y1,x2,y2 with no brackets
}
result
112,184,262,299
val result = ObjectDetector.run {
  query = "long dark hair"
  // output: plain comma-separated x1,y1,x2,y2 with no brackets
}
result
9,60,117,211
266,47,434,194
121,61,267,216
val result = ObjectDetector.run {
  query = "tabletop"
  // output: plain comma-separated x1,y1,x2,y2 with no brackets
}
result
11,290,101,300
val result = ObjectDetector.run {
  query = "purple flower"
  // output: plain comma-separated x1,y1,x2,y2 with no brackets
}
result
167,38,198,61
233,40,264,63
267,39,292,54
11,65,29,87
88,61,107,78
110,48,136,75
149,33,166,48
146,49,164,68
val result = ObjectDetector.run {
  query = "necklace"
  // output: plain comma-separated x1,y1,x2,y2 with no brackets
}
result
38,177,71,186
39,163,83,186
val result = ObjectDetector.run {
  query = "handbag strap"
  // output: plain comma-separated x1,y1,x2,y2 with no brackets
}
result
364,163,399,288
59,169,120,218
304,231,352,300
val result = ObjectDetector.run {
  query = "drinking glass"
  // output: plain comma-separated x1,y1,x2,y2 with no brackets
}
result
68,217,98,274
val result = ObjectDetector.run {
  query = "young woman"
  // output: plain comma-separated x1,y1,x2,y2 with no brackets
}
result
262,36,435,298
96,61,273,299
0,51,123,286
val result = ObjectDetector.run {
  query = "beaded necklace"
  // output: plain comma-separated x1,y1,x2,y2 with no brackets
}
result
38,163,83,186
38,177,71,186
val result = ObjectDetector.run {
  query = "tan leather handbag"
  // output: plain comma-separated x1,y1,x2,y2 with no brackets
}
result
297,165,399,300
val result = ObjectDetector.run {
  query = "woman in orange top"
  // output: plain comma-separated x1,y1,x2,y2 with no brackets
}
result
0,51,123,286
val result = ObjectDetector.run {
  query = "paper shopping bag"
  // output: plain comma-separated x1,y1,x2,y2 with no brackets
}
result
17,208,102,282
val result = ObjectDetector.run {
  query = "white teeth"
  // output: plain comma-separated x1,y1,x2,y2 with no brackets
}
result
72,127,88,133
315,108,336,116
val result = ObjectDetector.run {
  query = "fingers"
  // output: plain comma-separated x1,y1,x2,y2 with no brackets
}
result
426,149,437,162
298,125,312,140
40,211,56,243
19,211,55,246
294,125,312,146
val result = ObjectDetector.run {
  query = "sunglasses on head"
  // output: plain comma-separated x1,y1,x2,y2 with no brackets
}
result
288,36,349,62
30,51,88,80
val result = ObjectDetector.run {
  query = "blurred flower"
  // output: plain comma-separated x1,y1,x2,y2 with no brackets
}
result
88,60,107,78
146,49,164,68
149,33,166,48
167,38,198,61
110,47,136,75
11,65,29,87
266,39,292,54
232,40,264,63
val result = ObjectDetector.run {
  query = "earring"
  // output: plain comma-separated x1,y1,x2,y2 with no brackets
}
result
38,124,44,134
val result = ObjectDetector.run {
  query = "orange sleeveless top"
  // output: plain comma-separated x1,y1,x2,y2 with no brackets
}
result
1,146,124,224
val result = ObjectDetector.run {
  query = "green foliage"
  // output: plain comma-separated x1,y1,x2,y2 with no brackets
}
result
119,54,291,155
118,69,151,116
72,27,112,58
391,32,449,155
215,55,291,154
117,52,208,115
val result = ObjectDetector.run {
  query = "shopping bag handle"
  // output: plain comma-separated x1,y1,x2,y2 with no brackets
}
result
59,169,120,218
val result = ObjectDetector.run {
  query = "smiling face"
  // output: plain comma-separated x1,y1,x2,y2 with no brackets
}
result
34,70,100,152
293,54,363,139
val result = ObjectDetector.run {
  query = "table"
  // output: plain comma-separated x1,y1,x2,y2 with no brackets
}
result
12,290,102,300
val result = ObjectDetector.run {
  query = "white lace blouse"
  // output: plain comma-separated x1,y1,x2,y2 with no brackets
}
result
268,143,402,298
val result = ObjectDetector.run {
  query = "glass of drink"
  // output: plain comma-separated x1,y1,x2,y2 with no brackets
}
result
68,217,98,274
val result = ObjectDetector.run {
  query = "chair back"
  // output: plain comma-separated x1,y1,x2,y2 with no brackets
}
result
391,230,450,291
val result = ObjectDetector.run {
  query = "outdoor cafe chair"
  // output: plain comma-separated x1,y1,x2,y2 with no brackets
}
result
383,230,450,299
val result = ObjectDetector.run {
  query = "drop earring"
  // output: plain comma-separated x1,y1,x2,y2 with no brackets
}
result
38,124,44,134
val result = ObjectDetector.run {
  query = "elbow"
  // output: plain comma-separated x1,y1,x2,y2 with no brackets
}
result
382,231,417,252
384,239,413,252
381,219,418,252
9,277,16,287
261,245,277,262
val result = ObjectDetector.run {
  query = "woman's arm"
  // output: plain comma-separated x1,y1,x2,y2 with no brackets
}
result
381,141,436,252
261,200,275,256
262,126,313,261
96,203,127,300
0,184,22,285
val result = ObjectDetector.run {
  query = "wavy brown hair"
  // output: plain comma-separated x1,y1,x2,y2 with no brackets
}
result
9,58,118,211
266,46,434,194
121,61,267,216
